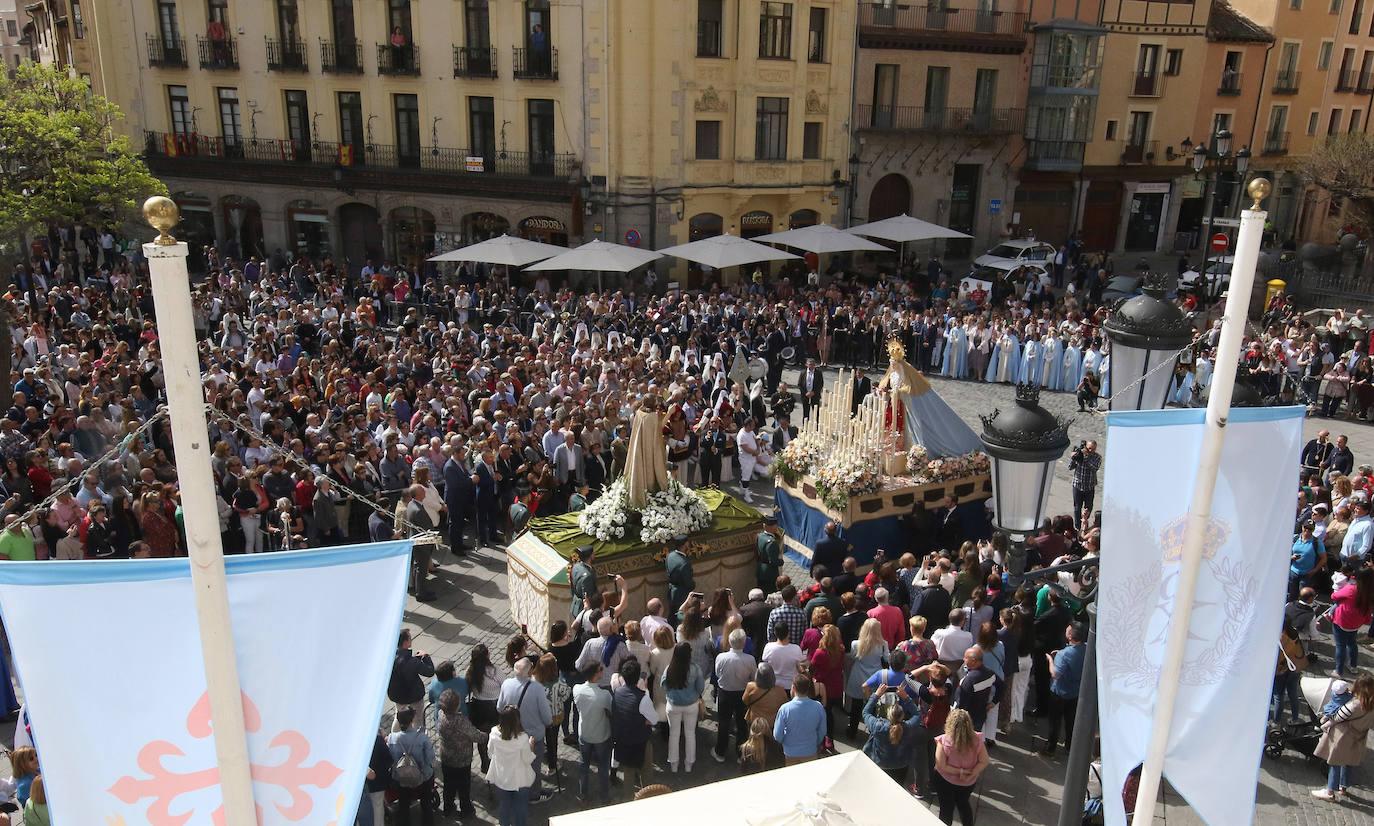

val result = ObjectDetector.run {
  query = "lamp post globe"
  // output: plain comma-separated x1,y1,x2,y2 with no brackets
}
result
1192,143,1207,173
1235,146,1251,175
979,385,1071,582
1215,128,1233,157
1102,275,1194,410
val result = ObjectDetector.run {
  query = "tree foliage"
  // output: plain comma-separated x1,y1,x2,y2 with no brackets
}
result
0,63,166,241
1297,132,1374,236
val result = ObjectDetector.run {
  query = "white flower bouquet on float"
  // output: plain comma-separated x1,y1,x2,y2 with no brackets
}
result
913,450,992,485
771,432,826,485
813,454,882,513
577,478,712,545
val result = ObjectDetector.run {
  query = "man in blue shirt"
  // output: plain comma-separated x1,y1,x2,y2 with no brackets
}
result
1289,520,1326,601
497,658,553,803
1341,498,1372,562
1041,622,1086,757
773,675,828,764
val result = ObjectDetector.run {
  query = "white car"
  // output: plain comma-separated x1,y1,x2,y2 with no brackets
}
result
973,239,1057,270
1178,256,1232,293
975,261,1053,289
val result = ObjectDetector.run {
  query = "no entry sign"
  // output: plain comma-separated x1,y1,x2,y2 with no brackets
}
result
1210,232,1228,253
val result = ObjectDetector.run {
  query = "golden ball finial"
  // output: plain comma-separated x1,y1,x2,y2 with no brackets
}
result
1247,177,1272,210
142,196,180,246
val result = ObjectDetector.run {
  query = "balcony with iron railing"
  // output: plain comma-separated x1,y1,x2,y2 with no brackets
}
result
1337,69,1357,91
513,47,558,79
1217,70,1241,96
266,37,307,71
1120,139,1158,164
1262,131,1290,155
320,38,363,73
857,1,1027,49
1359,71,1374,93
146,34,187,68
857,104,1025,134
143,131,578,180
377,43,420,75
1129,71,1160,97
1272,69,1300,94
196,35,238,69
453,45,496,78
1025,139,1086,170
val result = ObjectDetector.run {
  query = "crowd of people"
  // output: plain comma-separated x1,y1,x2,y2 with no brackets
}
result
0,223,1370,825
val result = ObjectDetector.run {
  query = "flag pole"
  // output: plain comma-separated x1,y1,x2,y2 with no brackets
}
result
1129,177,1270,823
141,197,258,825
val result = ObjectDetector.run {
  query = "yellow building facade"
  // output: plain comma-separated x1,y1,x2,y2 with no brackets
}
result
579,0,855,280
91,0,586,271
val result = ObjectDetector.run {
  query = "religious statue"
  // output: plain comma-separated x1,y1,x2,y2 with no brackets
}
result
625,395,671,508
878,339,925,447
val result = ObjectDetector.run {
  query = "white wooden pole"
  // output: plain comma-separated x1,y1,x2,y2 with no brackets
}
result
142,199,258,826
1129,179,1269,823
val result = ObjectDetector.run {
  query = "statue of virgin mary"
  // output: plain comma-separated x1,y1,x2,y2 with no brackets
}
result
624,395,671,508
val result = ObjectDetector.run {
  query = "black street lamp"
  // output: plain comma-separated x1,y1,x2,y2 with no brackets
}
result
979,385,1071,583
1190,129,1251,302
1103,274,1194,410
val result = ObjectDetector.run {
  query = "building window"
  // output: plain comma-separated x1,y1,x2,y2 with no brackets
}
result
168,85,192,135
1291,0,1301,9
1104,119,1117,140
393,92,420,166
285,89,311,150
697,0,723,57
759,2,792,60
1332,0,1343,11
528,98,556,174
1353,109,1364,131
807,7,826,62
337,91,364,150
755,96,788,160
1267,106,1288,139
469,96,495,158
217,87,241,146
695,120,721,159
1330,109,1343,134
802,121,821,158
1319,41,1334,69
71,0,85,37
1354,0,1365,34
1164,48,1182,75
1308,110,1320,134
465,0,490,48
207,0,228,24
157,0,181,42
5,20,16,37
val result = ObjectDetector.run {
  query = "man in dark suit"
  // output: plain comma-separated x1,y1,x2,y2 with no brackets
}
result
404,484,437,601
738,588,772,653
810,521,849,579
473,448,502,547
552,431,585,512
770,413,798,454
852,373,872,416
932,495,964,551
442,444,474,554
831,557,862,598
765,328,788,393
799,358,824,421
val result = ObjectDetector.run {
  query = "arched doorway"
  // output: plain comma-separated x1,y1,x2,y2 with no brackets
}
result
519,215,568,246
220,195,264,261
172,191,215,271
789,209,819,229
462,212,510,243
390,207,436,274
338,203,383,275
868,174,911,222
739,210,774,240
689,213,723,240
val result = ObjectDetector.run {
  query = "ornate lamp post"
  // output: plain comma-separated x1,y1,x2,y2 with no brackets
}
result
979,385,1071,583
1103,274,1194,410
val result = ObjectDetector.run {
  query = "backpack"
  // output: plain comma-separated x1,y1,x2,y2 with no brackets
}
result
391,737,425,788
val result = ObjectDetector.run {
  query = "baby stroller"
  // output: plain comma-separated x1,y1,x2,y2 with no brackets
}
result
1263,674,1335,762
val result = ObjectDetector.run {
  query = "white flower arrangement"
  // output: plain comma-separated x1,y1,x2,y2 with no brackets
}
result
771,432,826,485
639,480,713,545
576,478,712,545
813,454,882,512
578,479,630,541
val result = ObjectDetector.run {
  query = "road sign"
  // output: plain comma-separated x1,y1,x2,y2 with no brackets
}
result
1211,217,1241,228
1210,232,1229,253
989,199,1002,214
624,228,641,247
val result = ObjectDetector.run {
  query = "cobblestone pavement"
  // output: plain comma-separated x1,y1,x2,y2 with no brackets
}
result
373,368,1374,825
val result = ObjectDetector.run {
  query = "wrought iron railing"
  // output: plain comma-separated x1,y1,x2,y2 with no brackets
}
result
513,46,558,79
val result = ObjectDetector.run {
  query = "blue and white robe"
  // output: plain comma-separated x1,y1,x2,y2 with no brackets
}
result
942,322,968,379
1019,339,1043,389
1041,336,1065,391
1062,343,1083,391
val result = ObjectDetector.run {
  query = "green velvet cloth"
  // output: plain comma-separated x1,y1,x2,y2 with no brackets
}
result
527,489,763,561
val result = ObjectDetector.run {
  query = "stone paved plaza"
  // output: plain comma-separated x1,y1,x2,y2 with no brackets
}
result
393,367,1374,826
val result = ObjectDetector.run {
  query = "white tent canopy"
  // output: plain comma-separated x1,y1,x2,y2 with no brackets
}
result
658,234,801,269
846,213,972,243
754,224,890,254
426,234,567,265
549,752,945,826
524,239,664,273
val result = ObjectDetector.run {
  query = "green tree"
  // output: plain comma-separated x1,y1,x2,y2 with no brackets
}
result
1297,132,1374,238
0,62,165,245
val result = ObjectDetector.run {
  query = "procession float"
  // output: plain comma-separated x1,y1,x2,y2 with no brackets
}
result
773,339,992,566
506,397,763,646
